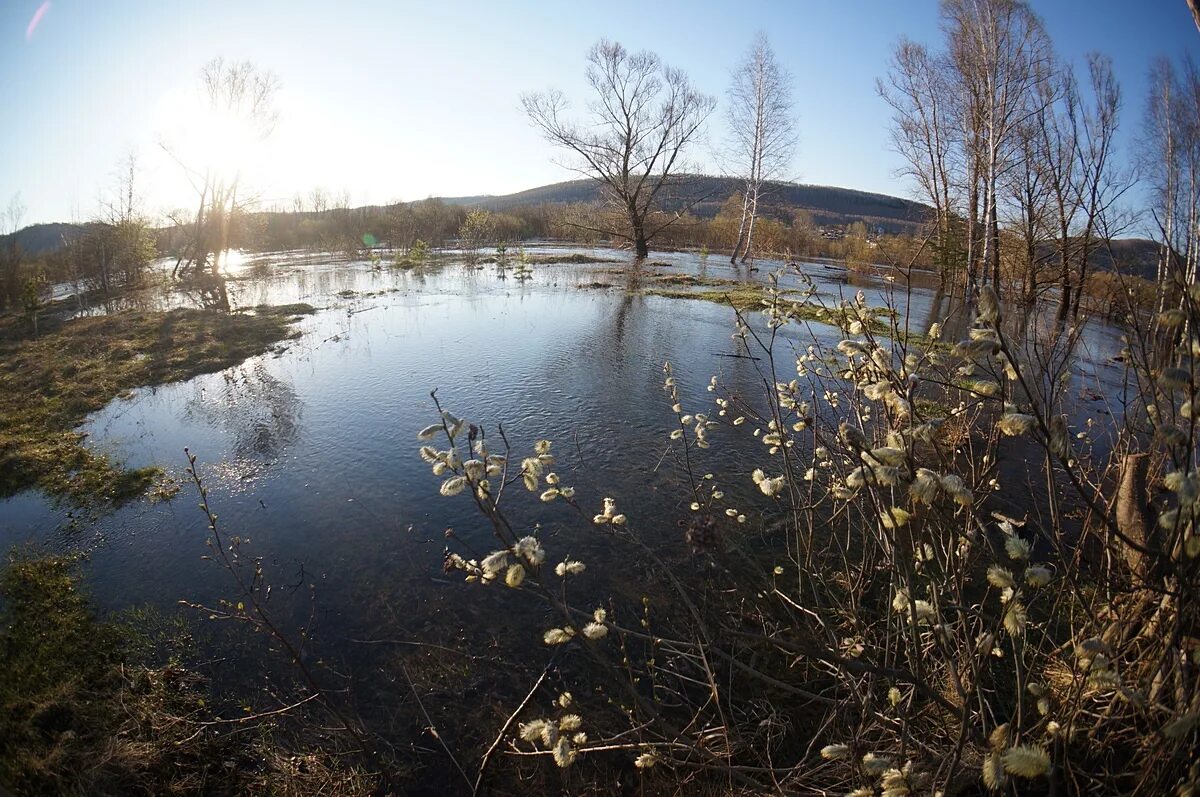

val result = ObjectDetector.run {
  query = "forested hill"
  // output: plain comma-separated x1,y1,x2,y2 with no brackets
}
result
2,222,93,256
440,176,932,234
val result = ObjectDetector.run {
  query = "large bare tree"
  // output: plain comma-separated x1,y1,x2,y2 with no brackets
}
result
726,32,796,264
523,40,715,259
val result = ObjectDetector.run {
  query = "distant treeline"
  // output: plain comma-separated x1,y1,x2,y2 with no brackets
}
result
2,190,911,316
177,193,926,266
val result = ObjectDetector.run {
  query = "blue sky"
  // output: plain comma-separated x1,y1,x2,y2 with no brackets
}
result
1,0,1197,226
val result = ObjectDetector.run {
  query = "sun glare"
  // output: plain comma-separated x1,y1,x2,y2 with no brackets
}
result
193,106,260,180
155,87,265,184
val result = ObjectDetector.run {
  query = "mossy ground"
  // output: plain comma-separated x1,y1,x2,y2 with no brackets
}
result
0,303,313,508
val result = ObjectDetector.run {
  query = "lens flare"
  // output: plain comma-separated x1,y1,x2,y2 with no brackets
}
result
26,1,50,41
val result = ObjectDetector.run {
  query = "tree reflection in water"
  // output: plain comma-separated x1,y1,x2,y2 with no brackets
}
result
182,360,301,480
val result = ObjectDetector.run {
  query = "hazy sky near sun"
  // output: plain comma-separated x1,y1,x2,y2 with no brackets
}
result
1,0,1197,226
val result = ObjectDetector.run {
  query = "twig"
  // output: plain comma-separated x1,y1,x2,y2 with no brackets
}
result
399,661,473,791
473,656,556,795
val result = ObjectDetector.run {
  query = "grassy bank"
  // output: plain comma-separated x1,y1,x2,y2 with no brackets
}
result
0,303,313,508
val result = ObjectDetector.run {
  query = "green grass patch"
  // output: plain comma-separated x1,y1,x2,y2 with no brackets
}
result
641,285,929,343
649,273,741,288
914,397,952,419
391,257,426,270
0,303,313,508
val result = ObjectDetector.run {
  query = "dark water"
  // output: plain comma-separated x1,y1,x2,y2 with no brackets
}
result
0,246,1130,734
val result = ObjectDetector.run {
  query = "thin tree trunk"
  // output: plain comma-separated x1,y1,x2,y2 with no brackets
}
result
730,189,751,263
1056,236,1072,326
988,202,1001,289
1023,211,1037,306
965,152,981,293
740,186,759,264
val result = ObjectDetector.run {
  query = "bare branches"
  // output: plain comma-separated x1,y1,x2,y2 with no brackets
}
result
522,39,715,258
200,56,280,138
879,38,960,279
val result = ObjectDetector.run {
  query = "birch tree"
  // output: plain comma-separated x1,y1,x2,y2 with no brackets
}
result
944,0,1054,289
523,40,715,259
726,33,796,264
1144,58,1182,309
1144,56,1200,311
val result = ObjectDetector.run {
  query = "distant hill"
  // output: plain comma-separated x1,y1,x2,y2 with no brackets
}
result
1090,237,1161,281
1,222,91,256
440,176,933,235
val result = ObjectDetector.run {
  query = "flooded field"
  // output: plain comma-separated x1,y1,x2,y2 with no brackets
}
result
0,245,1135,788
4,245,1132,608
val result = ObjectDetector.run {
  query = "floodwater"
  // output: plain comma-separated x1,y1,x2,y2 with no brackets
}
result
0,245,1131,769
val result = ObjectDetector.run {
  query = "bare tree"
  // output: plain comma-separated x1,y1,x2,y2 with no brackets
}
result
166,58,279,279
1035,61,1083,319
1144,58,1182,310
523,40,715,259
1176,57,1200,288
1003,109,1052,306
78,153,157,294
1144,54,1200,314
309,187,330,215
1002,50,1127,322
726,32,796,264
1066,53,1128,320
883,0,1054,299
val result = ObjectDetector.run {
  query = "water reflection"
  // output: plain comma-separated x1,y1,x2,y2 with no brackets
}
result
183,361,302,466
